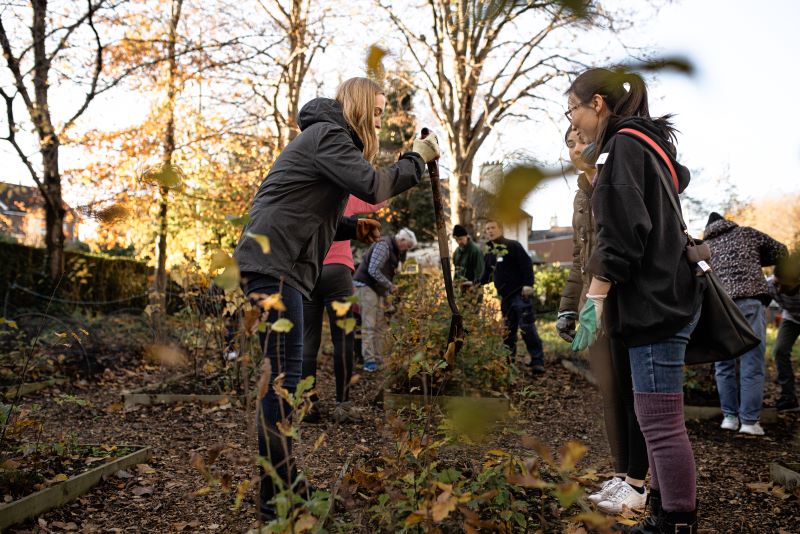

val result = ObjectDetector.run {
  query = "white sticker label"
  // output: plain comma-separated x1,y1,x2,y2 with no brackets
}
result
497,257,503,263
698,260,711,272
596,152,609,165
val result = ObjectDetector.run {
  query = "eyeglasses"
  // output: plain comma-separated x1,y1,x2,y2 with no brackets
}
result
564,103,581,121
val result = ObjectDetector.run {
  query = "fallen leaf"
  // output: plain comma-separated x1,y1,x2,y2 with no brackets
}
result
131,485,154,496
271,318,294,333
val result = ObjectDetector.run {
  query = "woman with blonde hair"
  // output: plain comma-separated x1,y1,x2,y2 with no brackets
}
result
234,76,440,519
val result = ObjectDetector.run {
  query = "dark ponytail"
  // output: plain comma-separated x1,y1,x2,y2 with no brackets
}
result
567,67,675,149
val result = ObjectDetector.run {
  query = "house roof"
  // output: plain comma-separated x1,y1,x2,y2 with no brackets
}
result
0,182,75,214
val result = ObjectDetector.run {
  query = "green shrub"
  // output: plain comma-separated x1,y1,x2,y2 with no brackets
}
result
533,264,570,313
0,241,149,311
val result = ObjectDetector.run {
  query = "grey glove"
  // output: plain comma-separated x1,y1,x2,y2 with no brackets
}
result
411,134,440,163
556,311,578,343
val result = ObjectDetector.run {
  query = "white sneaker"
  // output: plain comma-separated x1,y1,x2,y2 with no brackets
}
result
739,422,765,436
720,415,739,431
588,477,622,504
597,482,647,514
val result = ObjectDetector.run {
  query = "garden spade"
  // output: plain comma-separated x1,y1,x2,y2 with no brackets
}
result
421,128,464,361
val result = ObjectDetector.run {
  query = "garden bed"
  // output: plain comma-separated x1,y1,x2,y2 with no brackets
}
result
122,371,243,408
0,444,151,530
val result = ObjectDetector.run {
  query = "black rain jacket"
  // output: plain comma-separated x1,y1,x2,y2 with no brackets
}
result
233,98,424,297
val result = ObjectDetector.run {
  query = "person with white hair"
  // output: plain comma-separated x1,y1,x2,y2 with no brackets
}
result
353,227,417,371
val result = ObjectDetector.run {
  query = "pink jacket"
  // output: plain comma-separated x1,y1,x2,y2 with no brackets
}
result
324,196,387,271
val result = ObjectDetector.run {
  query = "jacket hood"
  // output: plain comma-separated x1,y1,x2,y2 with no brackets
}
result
297,98,364,150
606,116,691,194
704,218,739,240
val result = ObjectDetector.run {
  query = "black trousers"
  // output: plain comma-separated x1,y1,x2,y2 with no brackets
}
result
301,264,355,403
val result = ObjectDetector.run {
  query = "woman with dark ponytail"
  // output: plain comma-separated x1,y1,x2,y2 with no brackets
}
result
566,68,705,533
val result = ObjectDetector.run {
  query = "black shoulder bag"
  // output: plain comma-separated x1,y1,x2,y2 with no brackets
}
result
619,128,760,365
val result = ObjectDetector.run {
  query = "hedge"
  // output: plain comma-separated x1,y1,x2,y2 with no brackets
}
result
0,242,150,312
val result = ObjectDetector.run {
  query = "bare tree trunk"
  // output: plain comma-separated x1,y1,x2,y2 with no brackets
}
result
152,0,183,335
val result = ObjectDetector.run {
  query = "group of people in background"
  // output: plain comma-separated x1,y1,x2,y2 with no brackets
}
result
231,70,799,533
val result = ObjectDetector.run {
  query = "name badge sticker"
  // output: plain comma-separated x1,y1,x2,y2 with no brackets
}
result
697,260,711,272
497,257,503,263
596,152,609,165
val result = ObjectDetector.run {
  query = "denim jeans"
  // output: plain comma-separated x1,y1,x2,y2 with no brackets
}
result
774,318,800,402
629,307,702,394
501,293,544,367
242,273,305,510
714,298,766,424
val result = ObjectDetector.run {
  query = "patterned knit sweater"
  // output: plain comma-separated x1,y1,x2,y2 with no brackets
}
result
704,219,787,303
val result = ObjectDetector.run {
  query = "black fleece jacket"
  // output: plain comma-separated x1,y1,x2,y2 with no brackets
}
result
479,237,534,300
587,117,705,347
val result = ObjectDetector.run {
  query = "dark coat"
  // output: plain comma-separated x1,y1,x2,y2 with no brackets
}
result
233,98,424,298
453,238,485,283
479,237,534,300
559,172,595,314
704,219,787,304
587,117,705,347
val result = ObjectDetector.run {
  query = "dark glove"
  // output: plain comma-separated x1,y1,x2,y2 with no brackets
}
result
556,311,578,343
356,219,381,244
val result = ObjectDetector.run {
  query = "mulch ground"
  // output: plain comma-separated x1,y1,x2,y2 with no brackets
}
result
6,335,800,533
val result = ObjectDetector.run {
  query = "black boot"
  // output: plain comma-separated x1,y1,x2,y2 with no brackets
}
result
656,508,697,534
614,489,661,533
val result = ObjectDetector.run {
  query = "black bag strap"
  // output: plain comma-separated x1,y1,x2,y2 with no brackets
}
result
617,128,696,246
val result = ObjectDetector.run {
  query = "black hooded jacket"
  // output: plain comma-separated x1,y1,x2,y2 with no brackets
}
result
233,98,424,298
586,117,705,347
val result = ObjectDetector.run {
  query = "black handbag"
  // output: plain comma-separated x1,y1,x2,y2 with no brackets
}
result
619,129,760,365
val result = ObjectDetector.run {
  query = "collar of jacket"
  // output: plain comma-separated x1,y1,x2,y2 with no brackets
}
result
577,172,593,195
297,97,364,151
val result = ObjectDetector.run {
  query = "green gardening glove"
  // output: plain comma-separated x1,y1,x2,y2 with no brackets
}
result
571,297,603,352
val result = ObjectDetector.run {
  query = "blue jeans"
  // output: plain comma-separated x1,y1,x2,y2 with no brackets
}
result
629,307,702,393
501,293,544,367
714,298,766,424
242,273,305,509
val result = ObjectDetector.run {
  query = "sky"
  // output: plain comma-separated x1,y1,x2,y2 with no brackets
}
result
1,0,799,239
511,0,800,234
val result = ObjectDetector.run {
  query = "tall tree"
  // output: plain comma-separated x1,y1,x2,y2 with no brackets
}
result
0,0,116,280
380,0,608,228
251,0,327,149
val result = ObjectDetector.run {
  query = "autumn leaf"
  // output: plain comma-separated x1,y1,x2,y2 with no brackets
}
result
214,264,240,291
558,440,588,472
271,318,294,333
243,308,261,334
430,490,458,522
245,231,270,254
256,358,272,400
257,292,286,312
0,318,17,329
336,317,356,334
226,213,250,226
209,250,234,272
51,473,69,483
366,45,387,81
555,481,583,508
331,300,352,317
493,165,562,224
521,435,554,467
404,511,426,527
294,514,317,532
276,420,295,437
191,452,210,479
144,344,188,367
313,432,326,452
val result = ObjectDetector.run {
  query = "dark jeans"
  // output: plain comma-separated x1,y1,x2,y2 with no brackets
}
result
242,273,304,513
501,293,544,367
302,264,355,403
775,318,800,402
